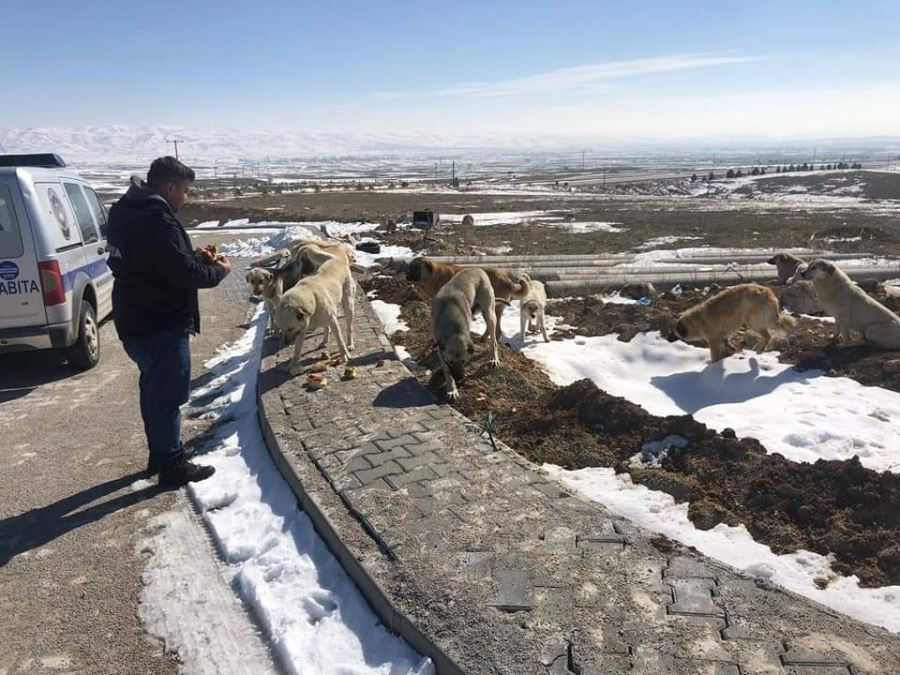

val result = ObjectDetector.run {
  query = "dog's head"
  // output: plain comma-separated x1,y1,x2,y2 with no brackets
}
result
406,257,435,283
672,314,697,342
793,259,835,283
274,304,310,342
246,268,275,297
437,334,474,382
522,299,540,320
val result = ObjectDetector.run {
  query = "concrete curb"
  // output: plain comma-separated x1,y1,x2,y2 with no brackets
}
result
256,376,464,675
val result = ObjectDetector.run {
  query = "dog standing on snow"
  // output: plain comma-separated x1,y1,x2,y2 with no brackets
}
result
674,283,796,362
790,259,900,349
518,274,550,343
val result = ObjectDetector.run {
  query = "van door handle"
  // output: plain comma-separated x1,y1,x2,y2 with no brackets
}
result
97,246,106,255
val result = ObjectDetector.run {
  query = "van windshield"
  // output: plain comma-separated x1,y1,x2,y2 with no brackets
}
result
0,184,24,258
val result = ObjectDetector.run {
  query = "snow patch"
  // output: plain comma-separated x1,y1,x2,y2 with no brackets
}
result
182,305,432,675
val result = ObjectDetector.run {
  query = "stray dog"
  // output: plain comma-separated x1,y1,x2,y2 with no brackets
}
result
274,247,355,375
246,250,304,335
406,256,529,339
790,259,900,349
674,283,796,362
432,268,501,400
518,275,550,343
767,252,806,284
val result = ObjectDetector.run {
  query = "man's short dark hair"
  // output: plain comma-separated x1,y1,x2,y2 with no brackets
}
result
147,156,195,188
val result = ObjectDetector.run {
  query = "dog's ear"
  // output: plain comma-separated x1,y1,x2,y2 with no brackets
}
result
422,258,434,272
467,342,475,355
826,262,835,275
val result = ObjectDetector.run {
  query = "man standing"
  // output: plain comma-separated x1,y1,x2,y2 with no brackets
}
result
107,156,231,486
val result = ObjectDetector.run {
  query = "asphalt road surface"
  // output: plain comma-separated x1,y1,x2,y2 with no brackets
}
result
0,261,274,675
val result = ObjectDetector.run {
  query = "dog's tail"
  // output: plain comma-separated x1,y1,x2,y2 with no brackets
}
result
508,272,531,300
777,313,797,330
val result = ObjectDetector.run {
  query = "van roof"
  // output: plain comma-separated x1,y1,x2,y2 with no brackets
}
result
0,153,66,168
0,166,90,183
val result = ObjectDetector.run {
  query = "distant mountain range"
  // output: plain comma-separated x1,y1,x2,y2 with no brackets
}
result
2,125,899,164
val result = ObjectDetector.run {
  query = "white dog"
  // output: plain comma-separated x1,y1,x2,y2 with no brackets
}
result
790,259,900,349
274,247,355,375
518,275,549,343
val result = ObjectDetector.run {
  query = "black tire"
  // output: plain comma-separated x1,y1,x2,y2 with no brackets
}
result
66,301,100,370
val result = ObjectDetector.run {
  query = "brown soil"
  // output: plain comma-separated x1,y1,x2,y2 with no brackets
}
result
178,186,900,256
366,272,900,587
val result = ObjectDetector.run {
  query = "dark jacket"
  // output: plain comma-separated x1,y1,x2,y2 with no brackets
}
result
107,178,225,336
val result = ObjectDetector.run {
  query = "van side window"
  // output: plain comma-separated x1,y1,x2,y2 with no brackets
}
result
63,182,99,245
83,187,108,238
0,184,24,258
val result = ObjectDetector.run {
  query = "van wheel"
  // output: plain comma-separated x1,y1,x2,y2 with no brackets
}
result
66,301,100,370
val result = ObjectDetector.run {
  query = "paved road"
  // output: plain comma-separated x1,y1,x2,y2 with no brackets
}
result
0,261,273,675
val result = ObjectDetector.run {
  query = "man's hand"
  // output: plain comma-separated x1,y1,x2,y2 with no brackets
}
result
215,256,232,277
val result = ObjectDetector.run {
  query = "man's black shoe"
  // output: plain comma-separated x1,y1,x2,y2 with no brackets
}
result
146,447,197,476
159,459,215,487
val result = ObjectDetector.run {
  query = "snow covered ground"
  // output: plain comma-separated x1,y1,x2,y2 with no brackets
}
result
523,332,900,472
441,211,564,226
178,305,432,675
543,464,900,633
215,221,414,266
469,297,562,347
370,299,409,335
559,221,627,233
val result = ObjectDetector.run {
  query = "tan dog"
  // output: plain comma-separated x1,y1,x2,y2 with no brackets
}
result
432,268,501,400
674,283,796,362
790,259,900,349
247,249,304,335
518,275,550,343
767,252,806,284
406,257,529,339
246,268,284,334
274,247,356,375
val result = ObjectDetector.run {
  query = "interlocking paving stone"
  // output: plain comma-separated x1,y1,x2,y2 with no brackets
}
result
257,287,900,675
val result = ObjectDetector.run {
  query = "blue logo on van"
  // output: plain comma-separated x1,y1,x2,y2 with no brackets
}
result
0,261,19,280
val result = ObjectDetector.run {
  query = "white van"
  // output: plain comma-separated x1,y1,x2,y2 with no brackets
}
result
0,154,113,369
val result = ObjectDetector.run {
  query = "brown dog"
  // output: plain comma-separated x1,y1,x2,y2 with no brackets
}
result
674,283,796,362
406,257,529,339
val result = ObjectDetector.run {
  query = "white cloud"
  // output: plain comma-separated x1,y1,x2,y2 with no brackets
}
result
375,53,760,99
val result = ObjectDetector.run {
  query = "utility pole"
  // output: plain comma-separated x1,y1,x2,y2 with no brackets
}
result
434,161,438,179
451,160,455,184
166,138,182,160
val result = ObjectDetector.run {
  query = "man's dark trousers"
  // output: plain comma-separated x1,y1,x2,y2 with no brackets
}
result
121,328,191,469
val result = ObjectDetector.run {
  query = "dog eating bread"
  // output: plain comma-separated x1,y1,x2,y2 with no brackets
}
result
275,246,356,375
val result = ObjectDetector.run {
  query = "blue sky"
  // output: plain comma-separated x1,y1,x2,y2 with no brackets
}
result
4,0,900,138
